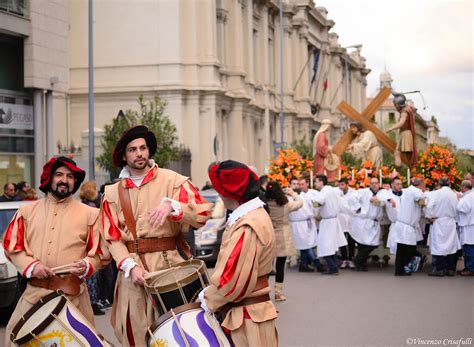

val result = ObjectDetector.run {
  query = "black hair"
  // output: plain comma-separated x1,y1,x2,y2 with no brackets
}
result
315,175,327,186
338,177,348,184
265,181,289,206
259,175,268,186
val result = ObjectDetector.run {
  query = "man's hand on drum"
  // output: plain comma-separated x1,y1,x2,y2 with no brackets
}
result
31,263,55,279
70,260,88,277
148,199,173,228
130,266,147,286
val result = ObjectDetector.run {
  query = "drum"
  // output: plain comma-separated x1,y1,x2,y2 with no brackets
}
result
146,302,232,347
144,259,209,316
11,291,110,347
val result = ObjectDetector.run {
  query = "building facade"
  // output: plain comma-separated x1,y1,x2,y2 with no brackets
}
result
0,0,371,188
0,0,69,187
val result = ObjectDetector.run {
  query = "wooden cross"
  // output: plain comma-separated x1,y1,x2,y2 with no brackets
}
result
332,87,411,167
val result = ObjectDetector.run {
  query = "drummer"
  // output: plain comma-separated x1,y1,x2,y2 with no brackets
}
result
100,125,212,346
199,160,278,346
2,157,104,346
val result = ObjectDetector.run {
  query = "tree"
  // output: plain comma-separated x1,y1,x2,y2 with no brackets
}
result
97,96,180,179
290,136,313,160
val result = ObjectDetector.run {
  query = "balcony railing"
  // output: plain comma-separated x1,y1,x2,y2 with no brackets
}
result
0,0,29,18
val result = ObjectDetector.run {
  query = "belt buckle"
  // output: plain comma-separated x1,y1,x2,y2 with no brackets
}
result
133,239,140,254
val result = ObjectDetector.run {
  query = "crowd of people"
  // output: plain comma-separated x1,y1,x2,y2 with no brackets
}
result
258,171,474,300
0,181,38,202
1,122,472,346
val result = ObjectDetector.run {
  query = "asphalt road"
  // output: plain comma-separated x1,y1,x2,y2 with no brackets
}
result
1,258,472,346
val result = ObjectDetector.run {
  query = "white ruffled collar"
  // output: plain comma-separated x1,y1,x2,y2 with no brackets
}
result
227,197,265,226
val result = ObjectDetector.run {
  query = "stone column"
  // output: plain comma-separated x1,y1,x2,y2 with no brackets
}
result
33,89,44,188
227,100,245,161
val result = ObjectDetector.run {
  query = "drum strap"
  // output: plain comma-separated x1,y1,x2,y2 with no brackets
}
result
119,182,150,271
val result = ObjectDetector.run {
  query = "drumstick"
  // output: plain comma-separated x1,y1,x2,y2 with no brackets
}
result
51,263,74,272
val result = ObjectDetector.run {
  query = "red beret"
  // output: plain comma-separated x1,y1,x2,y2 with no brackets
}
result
113,125,157,167
39,156,86,194
209,160,259,203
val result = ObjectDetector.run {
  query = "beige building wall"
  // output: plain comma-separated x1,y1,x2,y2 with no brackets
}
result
66,0,370,187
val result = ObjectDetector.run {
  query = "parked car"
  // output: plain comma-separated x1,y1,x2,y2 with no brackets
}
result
193,189,227,267
0,201,32,317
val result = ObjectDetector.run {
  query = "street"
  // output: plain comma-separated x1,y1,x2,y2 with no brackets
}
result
1,258,472,346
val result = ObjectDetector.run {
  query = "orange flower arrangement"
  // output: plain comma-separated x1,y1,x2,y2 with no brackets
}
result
268,148,313,187
339,160,405,189
417,144,461,190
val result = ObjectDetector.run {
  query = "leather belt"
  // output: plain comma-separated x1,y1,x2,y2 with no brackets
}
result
227,294,271,308
30,275,82,296
321,216,337,220
126,237,177,254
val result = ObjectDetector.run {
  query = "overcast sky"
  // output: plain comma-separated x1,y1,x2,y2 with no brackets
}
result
316,0,473,149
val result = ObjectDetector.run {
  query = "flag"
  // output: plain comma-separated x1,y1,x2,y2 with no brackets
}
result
310,51,320,84
323,78,328,90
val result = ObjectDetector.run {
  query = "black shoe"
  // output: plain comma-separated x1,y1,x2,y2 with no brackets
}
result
446,270,455,277
428,270,445,277
395,272,412,276
299,265,315,272
322,269,339,275
315,265,327,273
92,304,105,316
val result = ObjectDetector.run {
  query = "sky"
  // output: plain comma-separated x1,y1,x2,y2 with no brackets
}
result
316,0,473,149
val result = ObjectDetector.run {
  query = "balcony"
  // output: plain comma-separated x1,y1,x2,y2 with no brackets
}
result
0,0,28,18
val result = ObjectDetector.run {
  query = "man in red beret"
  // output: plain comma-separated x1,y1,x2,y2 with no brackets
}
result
100,125,212,346
3,157,104,346
198,160,278,346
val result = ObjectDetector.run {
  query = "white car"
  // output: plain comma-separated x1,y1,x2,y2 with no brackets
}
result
0,201,32,316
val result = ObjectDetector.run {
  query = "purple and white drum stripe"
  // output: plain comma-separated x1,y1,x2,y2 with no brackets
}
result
66,307,103,347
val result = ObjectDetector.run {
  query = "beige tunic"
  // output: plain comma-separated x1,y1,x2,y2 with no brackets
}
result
267,195,302,257
2,195,102,347
101,164,212,346
349,130,383,167
205,207,278,347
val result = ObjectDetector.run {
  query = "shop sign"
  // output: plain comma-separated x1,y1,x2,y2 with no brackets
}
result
0,103,34,130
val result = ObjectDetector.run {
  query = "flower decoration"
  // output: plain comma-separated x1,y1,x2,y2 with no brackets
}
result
268,148,313,187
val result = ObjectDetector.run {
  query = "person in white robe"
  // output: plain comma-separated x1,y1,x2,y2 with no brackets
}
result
347,123,383,168
308,175,347,275
424,177,461,276
384,177,403,255
456,180,474,276
337,178,356,269
389,178,427,276
289,176,324,272
349,177,385,271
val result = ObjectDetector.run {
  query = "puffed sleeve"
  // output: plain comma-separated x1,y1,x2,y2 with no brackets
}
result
204,225,260,311
170,179,213,228
83,208,111,277
100,187,132,267
2,209,38,277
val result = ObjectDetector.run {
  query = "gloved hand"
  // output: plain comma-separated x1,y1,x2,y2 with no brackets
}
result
198,286,212,314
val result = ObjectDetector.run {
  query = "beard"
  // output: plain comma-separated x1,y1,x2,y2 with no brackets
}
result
52,184,72,199
128,157,148,170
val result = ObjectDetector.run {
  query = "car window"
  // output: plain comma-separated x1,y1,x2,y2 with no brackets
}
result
0,209,17,238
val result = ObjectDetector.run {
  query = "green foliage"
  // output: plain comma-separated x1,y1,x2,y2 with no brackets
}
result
454,150,474,176
290,136,313,160
341,152,361,168
97,96,180,178
430,115,438,125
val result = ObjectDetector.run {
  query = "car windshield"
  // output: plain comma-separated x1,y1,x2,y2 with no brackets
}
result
0,209,16,238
